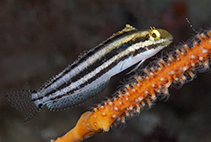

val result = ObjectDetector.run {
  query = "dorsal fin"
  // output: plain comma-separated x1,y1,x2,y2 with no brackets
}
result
76,49,88,60
76,24,137,61
111,24,137,37
98,24,137,47
41,24,137,90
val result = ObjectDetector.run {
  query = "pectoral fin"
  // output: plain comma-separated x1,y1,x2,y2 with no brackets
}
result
126,59,145,75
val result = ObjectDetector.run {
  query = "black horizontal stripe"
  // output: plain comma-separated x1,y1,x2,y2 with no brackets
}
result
42,29,138,90
48,42,163,102
39,35,149,100
132,43,163,57
70,35,149,83
49,53,132,102
133,48,147,56
32,42,162,102
146,43,162,50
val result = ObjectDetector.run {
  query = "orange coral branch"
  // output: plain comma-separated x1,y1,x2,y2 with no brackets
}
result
51,30,211,142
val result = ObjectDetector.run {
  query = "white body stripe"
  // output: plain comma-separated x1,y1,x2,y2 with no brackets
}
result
37,33,140,97
33,38,169,107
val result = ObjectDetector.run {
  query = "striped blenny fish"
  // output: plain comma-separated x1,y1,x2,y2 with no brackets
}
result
6,25,173,121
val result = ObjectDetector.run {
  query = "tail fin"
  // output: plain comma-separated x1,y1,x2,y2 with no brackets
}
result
5,90,41,121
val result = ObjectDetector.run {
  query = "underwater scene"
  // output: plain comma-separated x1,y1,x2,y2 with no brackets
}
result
0,0,211,142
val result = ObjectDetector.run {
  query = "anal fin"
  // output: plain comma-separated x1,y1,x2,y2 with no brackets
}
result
46,79,110,111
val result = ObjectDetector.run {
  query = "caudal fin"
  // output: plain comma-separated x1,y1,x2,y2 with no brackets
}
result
5,90,41,121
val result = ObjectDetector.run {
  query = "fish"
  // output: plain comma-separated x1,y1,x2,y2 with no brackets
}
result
5,25,173,121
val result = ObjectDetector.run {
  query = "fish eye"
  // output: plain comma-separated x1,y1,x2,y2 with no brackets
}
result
152,33,157,38
149,29,161,41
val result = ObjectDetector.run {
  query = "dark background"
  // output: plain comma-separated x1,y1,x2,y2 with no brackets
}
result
0,0,211,142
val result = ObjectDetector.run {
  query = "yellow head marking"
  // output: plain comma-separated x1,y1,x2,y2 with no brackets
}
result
149,27,161,41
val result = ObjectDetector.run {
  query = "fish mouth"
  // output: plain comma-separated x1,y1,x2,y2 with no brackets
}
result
168,34,174,44
168,40,173,45
160,38,173,47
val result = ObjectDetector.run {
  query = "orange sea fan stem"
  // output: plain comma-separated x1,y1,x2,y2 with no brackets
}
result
51,30,211,142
